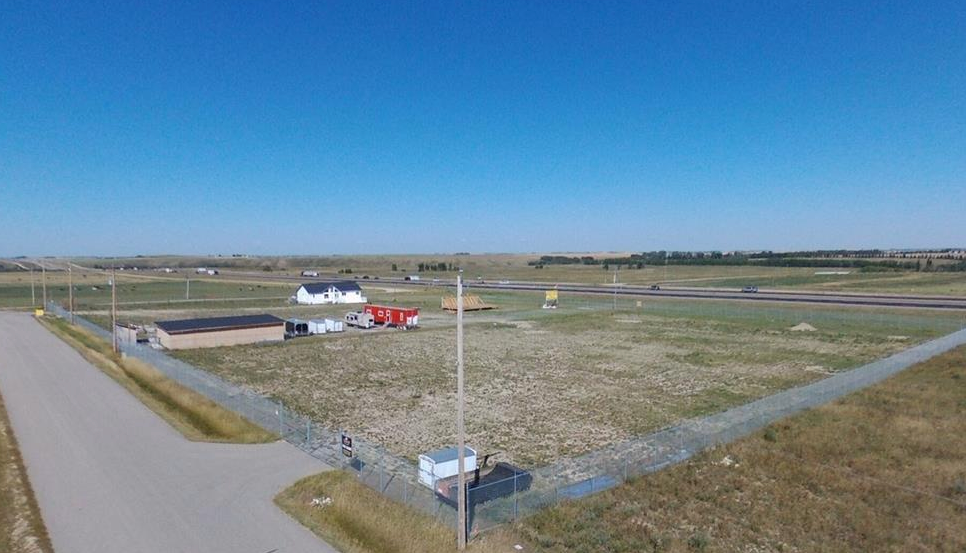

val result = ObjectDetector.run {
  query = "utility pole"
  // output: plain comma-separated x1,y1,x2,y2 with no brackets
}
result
68,263,74,324
41,264,47,307
185,275,190,300
111,265,118,354
456,271,467,549
613,267,618,310
30,267,35,306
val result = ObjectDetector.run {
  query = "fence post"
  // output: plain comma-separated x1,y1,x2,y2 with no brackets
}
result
306,420,311,444
278,403,283,437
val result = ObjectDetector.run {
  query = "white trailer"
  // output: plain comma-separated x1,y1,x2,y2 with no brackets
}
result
308,318,344,335
308,319,328,335
345,311,374,329
418,446,477,488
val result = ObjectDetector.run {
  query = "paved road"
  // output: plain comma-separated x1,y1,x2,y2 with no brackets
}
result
0,312,336,553
214,270,966,311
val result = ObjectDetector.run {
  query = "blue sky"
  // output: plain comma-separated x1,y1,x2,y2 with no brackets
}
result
1,1,964,256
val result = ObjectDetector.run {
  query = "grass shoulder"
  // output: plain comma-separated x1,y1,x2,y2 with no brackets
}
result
40,316,276,444
520,345,966,552
276,470,524,553
0,386,54,553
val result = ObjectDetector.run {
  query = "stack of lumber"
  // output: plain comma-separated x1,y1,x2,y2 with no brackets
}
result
441,294,495,312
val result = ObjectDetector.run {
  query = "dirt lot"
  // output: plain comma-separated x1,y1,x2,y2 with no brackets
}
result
520,345,966,552
170,295,959,467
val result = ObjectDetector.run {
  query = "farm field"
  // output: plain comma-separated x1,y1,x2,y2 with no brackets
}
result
0,270,293,310
519,345,966,553
6,255,966,298
151,286,966,467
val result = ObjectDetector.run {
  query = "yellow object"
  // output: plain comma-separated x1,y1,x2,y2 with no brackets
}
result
34,308,45,317
545,290,558,301
441,294,495,311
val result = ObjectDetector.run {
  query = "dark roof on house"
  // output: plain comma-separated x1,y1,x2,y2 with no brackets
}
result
155,314,284,335
299,281,362,294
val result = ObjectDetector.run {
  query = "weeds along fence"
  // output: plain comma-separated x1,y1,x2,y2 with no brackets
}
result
46,302,966,537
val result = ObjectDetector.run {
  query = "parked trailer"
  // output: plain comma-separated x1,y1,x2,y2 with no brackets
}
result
285,319,309,338
434,461,533,508
308,318,344,335
418,446,477,489
364,304,419,329
345,311,375,329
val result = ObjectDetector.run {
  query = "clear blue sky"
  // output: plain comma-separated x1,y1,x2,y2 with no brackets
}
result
2,1,964,256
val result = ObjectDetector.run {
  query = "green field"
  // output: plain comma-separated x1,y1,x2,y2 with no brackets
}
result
0,270,293,310
5,254,964,301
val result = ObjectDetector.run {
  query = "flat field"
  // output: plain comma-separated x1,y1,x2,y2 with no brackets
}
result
520,345,966,552
0,270,292,309
160,287,964,467
6,253,965,299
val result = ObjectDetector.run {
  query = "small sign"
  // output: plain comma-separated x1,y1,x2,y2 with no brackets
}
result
341,433,353,458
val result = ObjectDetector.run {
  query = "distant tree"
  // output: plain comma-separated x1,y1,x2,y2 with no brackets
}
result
417,263,425,272
603,263,610,271
391,263,398,272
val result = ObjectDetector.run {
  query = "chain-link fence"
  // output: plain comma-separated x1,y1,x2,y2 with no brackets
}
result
46,302,966,537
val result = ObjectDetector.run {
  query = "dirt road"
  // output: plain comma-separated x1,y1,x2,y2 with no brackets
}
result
0,312,334,553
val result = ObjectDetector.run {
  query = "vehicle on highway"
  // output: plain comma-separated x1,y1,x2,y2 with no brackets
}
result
649,284,661,290
499,279,510,284
742,286,759,293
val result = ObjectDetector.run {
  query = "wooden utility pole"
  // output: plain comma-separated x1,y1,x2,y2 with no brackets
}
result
68,263,74,324
30,267,35,306
111,265,118,353
456,272,467,549
186,275,190,300
41,264,47,307
613,267,618,310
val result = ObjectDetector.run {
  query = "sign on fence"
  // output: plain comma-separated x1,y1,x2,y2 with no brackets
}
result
341,432,353,457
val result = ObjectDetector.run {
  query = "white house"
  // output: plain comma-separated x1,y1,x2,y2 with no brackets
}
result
294,281,367,305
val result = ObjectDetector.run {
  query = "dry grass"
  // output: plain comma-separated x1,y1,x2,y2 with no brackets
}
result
0,387,54,553
174,304,933,466
276,470,523,553
41,317,276,444
520,345,966,552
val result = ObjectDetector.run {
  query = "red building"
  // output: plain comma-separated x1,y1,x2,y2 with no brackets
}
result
363,304,420,329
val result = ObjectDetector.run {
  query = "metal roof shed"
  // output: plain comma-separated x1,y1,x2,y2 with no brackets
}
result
154,314,284,349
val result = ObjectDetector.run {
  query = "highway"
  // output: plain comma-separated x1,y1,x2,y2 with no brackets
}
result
20,261,966,311
0,312,335,553
217,270,966,311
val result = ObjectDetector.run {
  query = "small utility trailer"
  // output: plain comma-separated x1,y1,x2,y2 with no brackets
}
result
434,455,533,508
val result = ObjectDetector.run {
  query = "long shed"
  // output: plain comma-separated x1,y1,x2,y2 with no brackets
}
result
155,314,284,349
